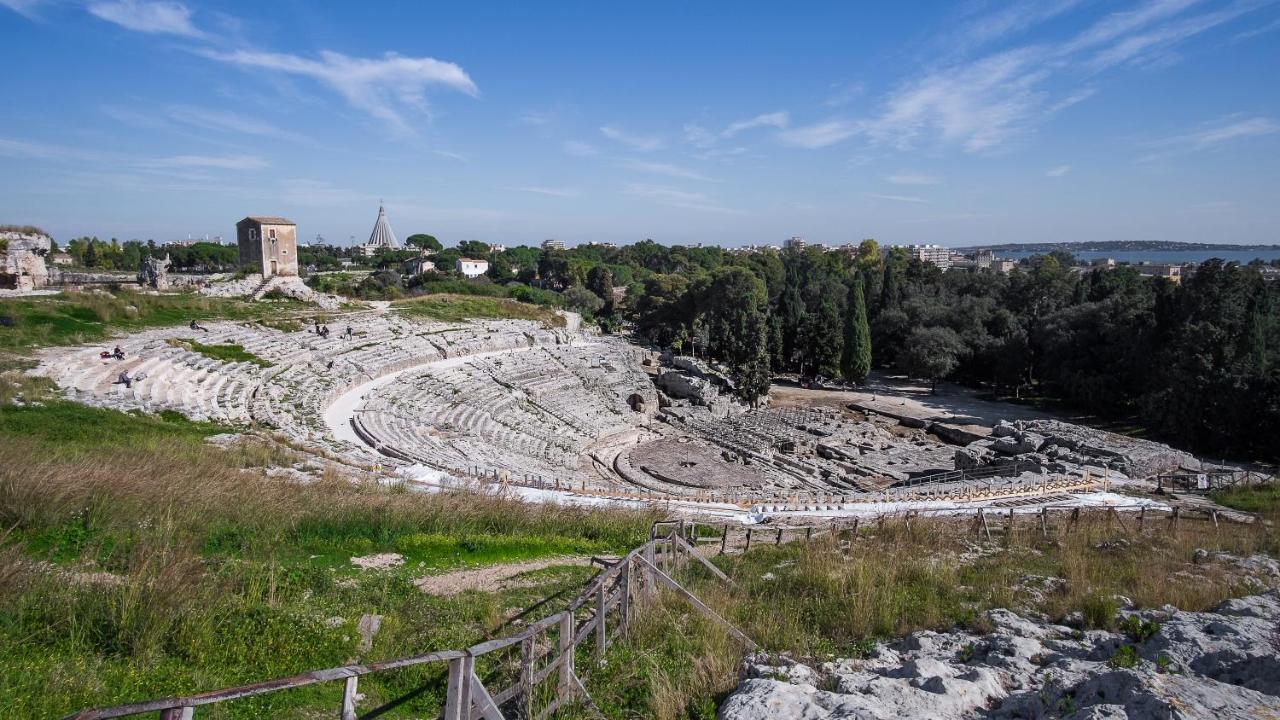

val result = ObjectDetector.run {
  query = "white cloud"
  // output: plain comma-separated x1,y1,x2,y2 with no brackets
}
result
198,49,478,135
0,0,48,19
1141,116,1280,160
145,154,268,170
431,149,468,162
723,111,789,137
888,172,940,186
599,125,664,151
621,159,709,181
562,140,598,156
511,186,580,198
0,137,102,161
88,0,206,38
165,105,307,142
1234,16,1280,41
1046,164,1072,177
865,192,927,203
778,120,861,149
622,183,737,213
798,0,1264,155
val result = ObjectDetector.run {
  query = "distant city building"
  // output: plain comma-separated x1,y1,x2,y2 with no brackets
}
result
992,259,1018,273
541,238,566,251
456,257,489,278
488,243,505,253
905,244,951,270
403,255,438,276
359,203,399,256
783,236,806,250
49,251,73,266
584,241,616,249
1135,263,1183,284
974,249,995,269
1091,257,1117,269
236,216,297,278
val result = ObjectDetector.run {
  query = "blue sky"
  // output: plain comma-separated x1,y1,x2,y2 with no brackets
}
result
2,0,1278,248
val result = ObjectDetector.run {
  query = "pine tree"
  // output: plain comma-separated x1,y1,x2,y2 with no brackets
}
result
841,275,872,383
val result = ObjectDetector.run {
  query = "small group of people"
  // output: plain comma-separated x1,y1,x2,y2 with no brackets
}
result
100,345,125,360
311,320,355,340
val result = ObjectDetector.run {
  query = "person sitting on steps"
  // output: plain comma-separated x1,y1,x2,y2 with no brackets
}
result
113,371,132,388
189,319,209,332
112,346,125,360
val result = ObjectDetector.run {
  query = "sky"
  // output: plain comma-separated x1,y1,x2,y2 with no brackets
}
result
1,0,1278,248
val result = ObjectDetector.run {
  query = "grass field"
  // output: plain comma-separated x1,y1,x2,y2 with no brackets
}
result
0,289,308,353
0,383,658,719
394,293,565,326
169,337,273,367
578,504,1280,720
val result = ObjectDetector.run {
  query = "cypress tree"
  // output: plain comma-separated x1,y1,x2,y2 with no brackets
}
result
842,275,872,383
880,261,898,309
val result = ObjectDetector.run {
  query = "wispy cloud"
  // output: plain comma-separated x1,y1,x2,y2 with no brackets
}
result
621,159,709,181
888,172,939,186
1234,15,1280,40
599,125,664,151
791,0,1266,154
88,0,206,38
1046,164,1072,176
865,192,927,203
511,186,580,198
1141,116,1279,160
723,111,789,137
687,112,790,148
622,183,737,213
164,105,307,142
562,140,598,157
778,120,861,149
0,0,48,19
0,137,102,162
144,154,268,170
197,49,478,135
431,149,468,162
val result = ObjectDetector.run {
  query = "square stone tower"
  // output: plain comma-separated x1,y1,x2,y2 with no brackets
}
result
236,216,298,277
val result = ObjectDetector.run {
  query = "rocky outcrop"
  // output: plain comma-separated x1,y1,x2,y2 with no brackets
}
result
957,419,1196,480
719,591,1280,719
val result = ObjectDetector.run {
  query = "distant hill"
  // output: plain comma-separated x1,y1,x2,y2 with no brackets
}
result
954,240,1280,253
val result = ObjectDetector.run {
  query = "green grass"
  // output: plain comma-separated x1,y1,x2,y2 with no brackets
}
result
578,511,1278,720
170,338,272,367
0,288,307,353
394,293,564,326
1211,483,1280,513
0,391,659,719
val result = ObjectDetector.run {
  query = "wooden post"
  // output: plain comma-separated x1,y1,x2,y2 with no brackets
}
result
596,584,607,664
1040,507,1048,538
619,560,631,636
518,637,534,719
341,675,359,720
645,538,655,599
1172,505,1180,531
805,526,813,541
1138,506,1146,532
744,528,753,553
720,524,729,555
775,527,783,546
558,611,575,702
444,656,467,720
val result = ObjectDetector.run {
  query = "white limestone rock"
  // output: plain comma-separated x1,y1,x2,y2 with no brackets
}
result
719,591,1280,720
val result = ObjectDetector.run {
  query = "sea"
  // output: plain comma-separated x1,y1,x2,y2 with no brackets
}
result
998,249,1280,265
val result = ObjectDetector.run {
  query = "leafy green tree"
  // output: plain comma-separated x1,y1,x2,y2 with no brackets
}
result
897,326,965,393
585,265,614,302
457,240,490,258
702,267,772,405
562,284,605,316
841,275,872,383
406,234,442,252
537,248,570,290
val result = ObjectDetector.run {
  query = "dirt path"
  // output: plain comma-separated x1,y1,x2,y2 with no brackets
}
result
413,556,597,596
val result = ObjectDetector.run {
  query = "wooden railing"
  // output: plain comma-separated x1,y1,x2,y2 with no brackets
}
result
62,504,1254,719
62,523,755,720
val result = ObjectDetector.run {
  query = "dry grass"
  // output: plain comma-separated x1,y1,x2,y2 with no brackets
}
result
580,508,1278,719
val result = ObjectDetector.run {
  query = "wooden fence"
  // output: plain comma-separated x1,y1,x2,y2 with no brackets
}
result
62,504,1255,720
62,523,755,720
